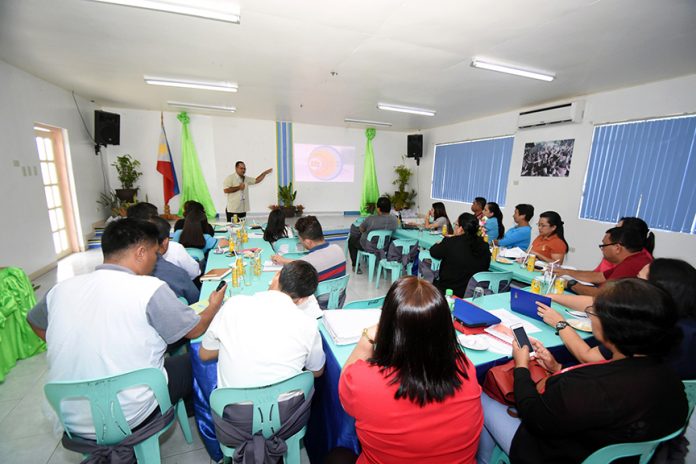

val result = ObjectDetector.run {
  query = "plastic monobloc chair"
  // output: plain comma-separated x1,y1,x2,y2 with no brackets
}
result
185,247,205,262
469,271,513,294
210,371,314,464
418,249,441,273
315,275,350,309
342,296,386,310
375,239,417,289
44,367,192,464
355,230,393,284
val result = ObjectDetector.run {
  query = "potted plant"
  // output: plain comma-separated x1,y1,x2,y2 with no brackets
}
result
385,163,417,211
278,183,298,218
112,154,142,203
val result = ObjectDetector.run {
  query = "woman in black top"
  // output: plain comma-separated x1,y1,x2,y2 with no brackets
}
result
429,212,490,298
478,279,688,464
174,201,214,236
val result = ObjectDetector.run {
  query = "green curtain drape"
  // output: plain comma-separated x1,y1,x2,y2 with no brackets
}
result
176,112,217,218
360,128,380,215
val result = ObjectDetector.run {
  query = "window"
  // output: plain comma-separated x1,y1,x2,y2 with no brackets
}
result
580,115,696,234
431,136,514,205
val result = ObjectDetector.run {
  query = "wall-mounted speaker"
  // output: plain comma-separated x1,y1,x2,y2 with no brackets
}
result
407,134,423,160
94,110,120,146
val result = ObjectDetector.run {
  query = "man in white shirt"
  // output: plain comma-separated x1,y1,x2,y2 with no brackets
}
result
222,161,273,221
199,260,325,388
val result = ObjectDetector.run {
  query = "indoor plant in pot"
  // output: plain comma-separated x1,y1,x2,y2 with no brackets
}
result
278,183,298,218
112,154,142,203
385,163,417,211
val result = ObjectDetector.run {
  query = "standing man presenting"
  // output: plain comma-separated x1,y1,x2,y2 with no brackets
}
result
223,161,273,221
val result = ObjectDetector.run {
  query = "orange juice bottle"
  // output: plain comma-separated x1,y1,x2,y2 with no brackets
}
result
442,224,447,235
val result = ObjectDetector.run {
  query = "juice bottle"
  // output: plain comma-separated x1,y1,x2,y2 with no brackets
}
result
526,254,537,272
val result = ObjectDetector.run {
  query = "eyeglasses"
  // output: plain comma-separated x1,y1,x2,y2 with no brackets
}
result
598,242,618,249
536,222,550,228
584,305,598,318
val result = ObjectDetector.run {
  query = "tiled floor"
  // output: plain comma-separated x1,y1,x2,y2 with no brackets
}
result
3,213,694,463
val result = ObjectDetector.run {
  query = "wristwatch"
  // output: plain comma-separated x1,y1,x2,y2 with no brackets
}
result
566,279,578,291
555,321,569,335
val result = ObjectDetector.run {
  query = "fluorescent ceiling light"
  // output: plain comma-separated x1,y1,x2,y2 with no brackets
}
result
377,103,436,117
167,101,236,112
344,118,392,127
471,58,555,82
89,0,240,24
145,75,238,92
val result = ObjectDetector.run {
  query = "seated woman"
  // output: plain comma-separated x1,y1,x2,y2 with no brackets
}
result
173,200,215,235
529,211,569,264
263,208,294,243
429,213,491,297
172,209,218,254
422,202,453,234
338,276,483,463
593,216,654,273
539,258,696,379
478,279,688,464
483,202,504,242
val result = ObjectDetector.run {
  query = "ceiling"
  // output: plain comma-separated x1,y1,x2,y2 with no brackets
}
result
1,0,695,131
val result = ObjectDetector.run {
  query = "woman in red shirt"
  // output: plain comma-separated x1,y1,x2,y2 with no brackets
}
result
338,276,483,464
530,211,569,264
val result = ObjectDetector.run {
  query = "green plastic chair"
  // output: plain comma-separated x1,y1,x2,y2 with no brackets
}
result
418,249,441,273
210,371,314,464
355,230,393,284
375,239,417,289
44,367,192,463
342,296,385,309
185,247,205,262
469,271,513,294
315,274,350,309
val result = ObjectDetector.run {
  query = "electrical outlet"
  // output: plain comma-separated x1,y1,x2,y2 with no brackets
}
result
513,180,519,186
12,160,20,167
21,166,27,176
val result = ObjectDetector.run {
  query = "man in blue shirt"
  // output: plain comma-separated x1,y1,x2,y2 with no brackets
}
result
150,217,200,304
496,203,534,249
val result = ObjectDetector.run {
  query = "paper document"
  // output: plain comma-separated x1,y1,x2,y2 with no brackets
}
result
263,261,282,272
559,274,594,287
488,309,542,334
248,233,263,239
323,309,382,345
499,247,527,259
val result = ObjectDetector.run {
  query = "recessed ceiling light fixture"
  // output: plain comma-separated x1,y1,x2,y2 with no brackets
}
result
145,75,238,92
377,103,436,117
167,101,236,112
89,0,241,24
344,118,392,127
471,58,555,82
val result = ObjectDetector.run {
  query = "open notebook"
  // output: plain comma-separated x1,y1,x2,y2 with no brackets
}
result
323,309,382,345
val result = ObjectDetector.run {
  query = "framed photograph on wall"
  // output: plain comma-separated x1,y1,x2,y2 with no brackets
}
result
521,139,575,177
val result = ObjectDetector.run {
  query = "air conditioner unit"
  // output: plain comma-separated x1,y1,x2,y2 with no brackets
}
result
517,101,585,129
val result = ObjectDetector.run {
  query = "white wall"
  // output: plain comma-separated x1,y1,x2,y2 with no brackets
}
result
417,74,696,269
0,60,103,276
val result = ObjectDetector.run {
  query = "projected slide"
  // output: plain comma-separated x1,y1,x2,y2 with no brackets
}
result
294,144,355,182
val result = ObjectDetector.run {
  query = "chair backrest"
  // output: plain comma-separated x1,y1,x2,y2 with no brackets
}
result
315,275,350,309
469,271,513,294
209,371,314,439
581,426,686,464
365,229,393,249
185,247,205,262
275,237,303,254
683,379,696,422
418,249,441,271
343,296,385,310
44,368,172,445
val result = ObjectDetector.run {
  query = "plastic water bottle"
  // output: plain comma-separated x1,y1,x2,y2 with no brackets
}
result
445,289,455,312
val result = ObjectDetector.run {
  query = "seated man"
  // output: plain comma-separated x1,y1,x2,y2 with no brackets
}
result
348,196,398,272
199,260,325,388
496,203,534,249
27,218,225,438
271,216,347,311
149,216,200,304
554,226,653,297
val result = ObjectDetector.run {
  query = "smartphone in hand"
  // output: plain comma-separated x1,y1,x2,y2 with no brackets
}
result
511,323,535,355
216,280,227,292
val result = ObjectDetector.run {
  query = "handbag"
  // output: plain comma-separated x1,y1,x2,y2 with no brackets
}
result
482,359,551,406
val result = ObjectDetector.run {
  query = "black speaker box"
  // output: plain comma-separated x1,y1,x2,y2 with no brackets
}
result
94,110,120,146
407,134,423,158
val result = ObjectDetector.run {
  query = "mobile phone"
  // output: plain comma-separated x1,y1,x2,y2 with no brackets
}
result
511,323,535,355
215,280,227,292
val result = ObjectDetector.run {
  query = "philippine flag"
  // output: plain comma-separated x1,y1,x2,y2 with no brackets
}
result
156,118,180,205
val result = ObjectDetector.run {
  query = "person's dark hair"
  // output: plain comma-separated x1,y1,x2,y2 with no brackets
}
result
619,216,655,255
485,202,505,239
179,209,206,248
263,209,289,242
183,201,204,217
457,212,489,257
539,211,569,251
371,276,470,406
102,218,158,258
431,202,453,234
473,197,486,210
647,258,696,319
235,161,245,168
605,226,643,253
149,217,172,244
595,279,680,357
515,204,534,222
278,260,319,299
295,215,324,241
126,202,158,220
376,196,391,213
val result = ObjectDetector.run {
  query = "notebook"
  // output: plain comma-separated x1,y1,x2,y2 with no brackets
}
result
452,298,501,328
509,288,551,321
323,309,382,345
200,268,232,281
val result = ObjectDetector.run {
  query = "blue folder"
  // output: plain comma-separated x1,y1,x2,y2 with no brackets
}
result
453,298,501,328
510,288,552,321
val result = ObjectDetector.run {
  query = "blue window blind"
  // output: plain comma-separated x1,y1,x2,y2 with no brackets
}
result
431,136,514,205
580,115,696,234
